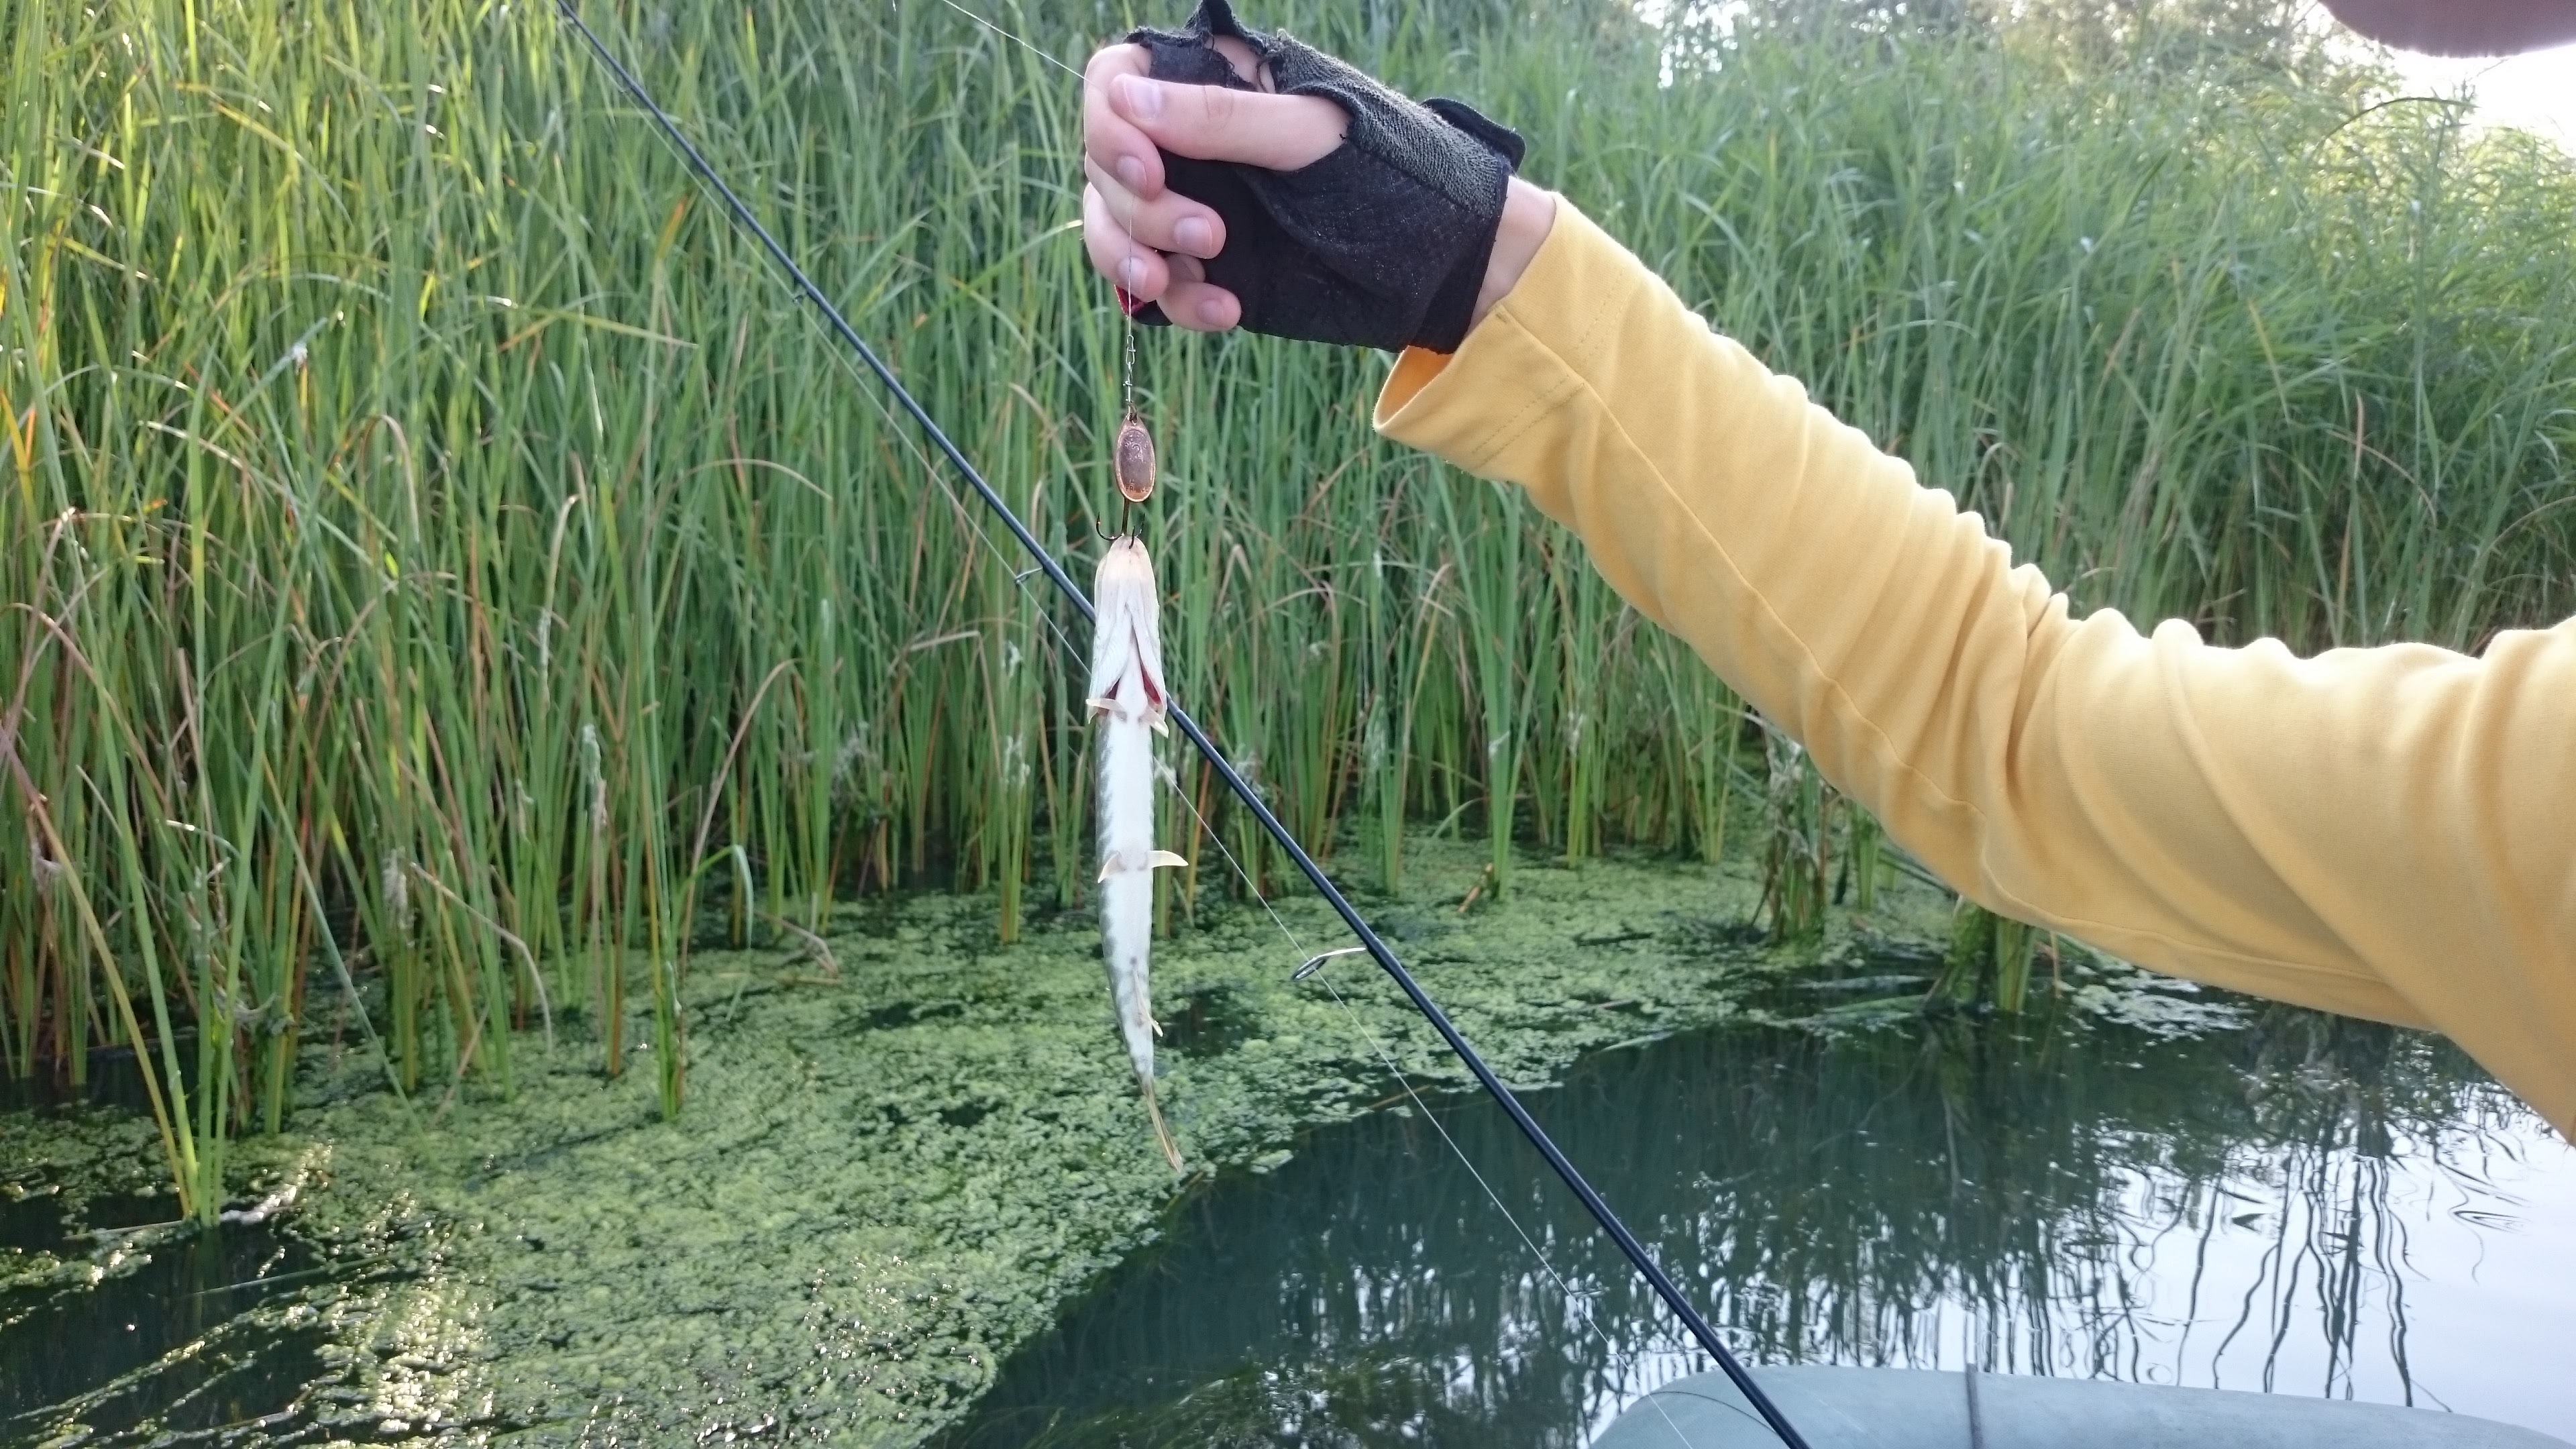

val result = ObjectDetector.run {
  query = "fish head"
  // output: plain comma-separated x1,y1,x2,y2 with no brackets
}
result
1086,535,1169,727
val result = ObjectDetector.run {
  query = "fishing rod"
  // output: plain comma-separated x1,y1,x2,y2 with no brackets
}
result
548,5,1810,1446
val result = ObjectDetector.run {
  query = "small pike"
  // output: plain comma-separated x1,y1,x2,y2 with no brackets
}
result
1088,535,1186,1173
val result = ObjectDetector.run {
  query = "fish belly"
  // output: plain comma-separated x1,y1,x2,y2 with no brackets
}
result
1097,715,1159,1083
1099,866,1157,1081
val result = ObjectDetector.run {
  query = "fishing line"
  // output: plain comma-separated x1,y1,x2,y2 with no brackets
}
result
934,0,1085,81
1112,741,1710,1449
547,6,1811,1445
1301,957,1715,1446
1136,723,1708,1448
826,259,1721,1449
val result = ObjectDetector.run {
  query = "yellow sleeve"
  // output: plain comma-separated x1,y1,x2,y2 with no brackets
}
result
1375,197,2576,1134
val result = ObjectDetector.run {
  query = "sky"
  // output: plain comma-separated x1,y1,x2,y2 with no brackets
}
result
1630,1,2576,152
2375,39,2576,150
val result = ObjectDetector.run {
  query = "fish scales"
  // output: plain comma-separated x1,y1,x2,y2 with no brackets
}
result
1087,535,1185,1172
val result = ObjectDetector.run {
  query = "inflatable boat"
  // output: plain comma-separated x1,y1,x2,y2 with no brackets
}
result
1590,1365,2571,1448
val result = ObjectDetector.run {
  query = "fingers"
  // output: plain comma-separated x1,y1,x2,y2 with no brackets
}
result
1081,180,1161,297
1161,254,1243,333
1077,35,1334,331
1082,46,1162,197
1081,40,1346,197
1107,72,1345,170
1082,157,1225,261
1081,184,1239,332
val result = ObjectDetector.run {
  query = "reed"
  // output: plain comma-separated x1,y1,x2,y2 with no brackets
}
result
1935,902,2047,1013
2,0,2569,1214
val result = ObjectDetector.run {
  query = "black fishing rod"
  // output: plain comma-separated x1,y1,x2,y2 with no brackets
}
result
549,6,1809,1445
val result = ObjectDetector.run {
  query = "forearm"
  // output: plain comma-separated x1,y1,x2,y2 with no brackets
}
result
1377,198,2576,1132
1470,177,1555,333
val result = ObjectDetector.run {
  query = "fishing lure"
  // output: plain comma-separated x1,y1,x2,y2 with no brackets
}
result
1088,533,1187,1173
1114,411,1157,504
547,9,1815,1440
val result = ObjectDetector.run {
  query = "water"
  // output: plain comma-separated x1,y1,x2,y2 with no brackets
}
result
1,1055,337,1444
0,1203,329,1442
935,1004,2576,1448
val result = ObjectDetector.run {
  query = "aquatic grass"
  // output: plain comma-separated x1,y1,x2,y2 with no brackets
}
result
1,0,2570,1217
1935,902,2047,1012
1437,475,1532,898
1756,730,1838,941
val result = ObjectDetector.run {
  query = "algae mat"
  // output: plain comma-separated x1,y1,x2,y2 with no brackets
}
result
1,843,1952,1445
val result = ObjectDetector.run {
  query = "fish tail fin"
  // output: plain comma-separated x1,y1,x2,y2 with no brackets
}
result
1141,1077,1184,1177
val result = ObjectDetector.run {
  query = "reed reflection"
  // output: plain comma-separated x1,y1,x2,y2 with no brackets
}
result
939,1002,2570,1448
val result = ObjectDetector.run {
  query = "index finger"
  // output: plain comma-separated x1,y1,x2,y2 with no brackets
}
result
1083,45,1164,199
1106,74,1346,171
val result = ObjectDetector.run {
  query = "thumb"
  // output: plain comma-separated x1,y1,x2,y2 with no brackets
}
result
1110,73,1344,171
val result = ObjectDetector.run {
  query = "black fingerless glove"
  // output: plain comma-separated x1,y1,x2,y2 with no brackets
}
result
1124,0,1526,354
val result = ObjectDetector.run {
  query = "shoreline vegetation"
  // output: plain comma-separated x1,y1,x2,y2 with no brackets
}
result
2,0,2569,1324
7,844,2520,1444
9,843,1963,1443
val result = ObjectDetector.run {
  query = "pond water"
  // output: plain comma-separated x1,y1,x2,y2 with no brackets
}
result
0,1208,327,1441
2,1054,332,1444
934,1001,2576,1448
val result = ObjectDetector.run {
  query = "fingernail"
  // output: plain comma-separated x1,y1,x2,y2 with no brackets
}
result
1118,74,1165,121
1115,154,1146,192
1118,256,1148,288
1173,217,1213,255
1197,298,1228,326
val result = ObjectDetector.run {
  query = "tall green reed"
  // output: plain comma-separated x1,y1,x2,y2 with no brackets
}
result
1936,903,2046,1013
1,0,2568,1218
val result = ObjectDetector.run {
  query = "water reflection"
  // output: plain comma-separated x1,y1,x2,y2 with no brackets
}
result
1,1057,338,1442
938,1004,2575,1447
0,1210,328,1439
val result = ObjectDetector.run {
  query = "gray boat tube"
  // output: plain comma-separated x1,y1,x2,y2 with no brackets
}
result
1591,1366,2572,1449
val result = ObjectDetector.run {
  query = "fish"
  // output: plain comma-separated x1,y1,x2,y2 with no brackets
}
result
1087,533,1187,1173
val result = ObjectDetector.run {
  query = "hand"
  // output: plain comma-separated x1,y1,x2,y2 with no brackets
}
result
1078,2,1556,351
1079,40,1343,333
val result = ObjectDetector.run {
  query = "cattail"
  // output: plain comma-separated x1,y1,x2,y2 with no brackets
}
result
580,722,608,835
30,844,63,896
380,852,413,935
1114,412,1156,504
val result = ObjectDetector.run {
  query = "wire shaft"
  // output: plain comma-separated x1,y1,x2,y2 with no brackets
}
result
547,7,1810,1446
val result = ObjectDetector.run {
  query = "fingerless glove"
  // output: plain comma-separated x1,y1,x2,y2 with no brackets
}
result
1125,0,1525,353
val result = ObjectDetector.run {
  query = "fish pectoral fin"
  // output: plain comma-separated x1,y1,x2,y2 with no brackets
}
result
1101,849,1186,879
1085,696,1119,718
1146,710,1170,736
1148,1016,1163,1038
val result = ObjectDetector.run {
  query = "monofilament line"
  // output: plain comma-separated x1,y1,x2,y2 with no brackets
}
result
545,6,1811,1445
934,0,1085,81
1143,751,1703,1448
1140,775,1703,1448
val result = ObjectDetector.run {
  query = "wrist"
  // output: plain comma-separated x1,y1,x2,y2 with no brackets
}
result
1472,178,1555,332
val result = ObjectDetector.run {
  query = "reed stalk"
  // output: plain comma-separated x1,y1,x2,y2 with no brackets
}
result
0,0,2566,1208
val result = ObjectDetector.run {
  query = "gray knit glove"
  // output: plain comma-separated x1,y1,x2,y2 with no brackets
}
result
1124,0,1525,353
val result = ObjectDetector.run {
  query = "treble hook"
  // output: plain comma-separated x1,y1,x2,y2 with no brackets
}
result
1091,494,1136,545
